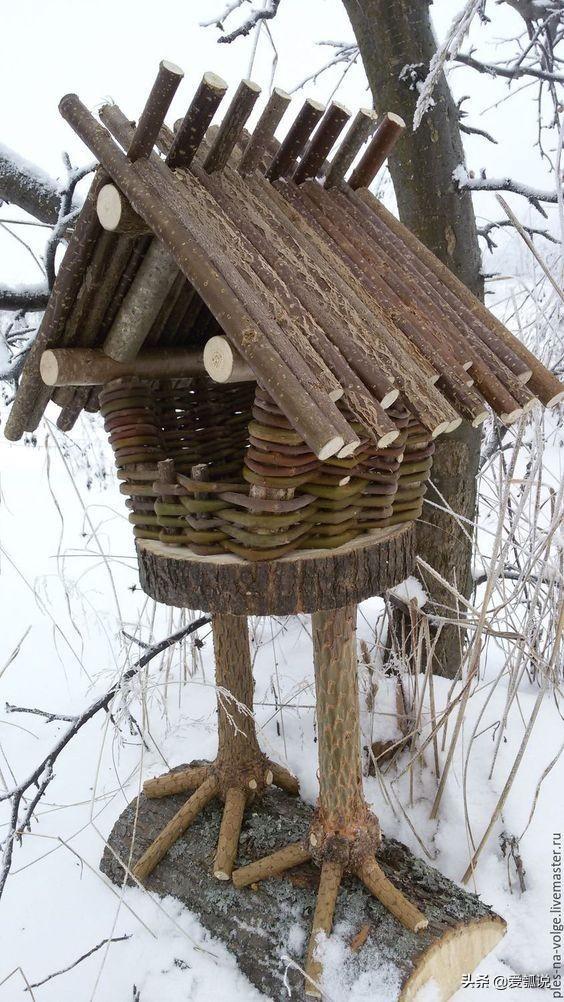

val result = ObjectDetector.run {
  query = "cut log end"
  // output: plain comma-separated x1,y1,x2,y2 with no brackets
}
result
431,420,451,439
378,428,400,448
39,350,59,387
241,78,262,94
547,389,564,408
317,435,345,462
445,417,463,433
400,916,506,1002
386,111,406,128
96,184,123,231
501,407,524,424
160,59,184,78
472,409,490,428
203,71,229,94
381,388,400,409
203,335,254,384
337,438,361,459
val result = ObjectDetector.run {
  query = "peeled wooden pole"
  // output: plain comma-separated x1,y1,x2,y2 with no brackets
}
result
39,346,210,386
348,112,406,190
238,87,292,175
324,107,378,189
102,239,179,361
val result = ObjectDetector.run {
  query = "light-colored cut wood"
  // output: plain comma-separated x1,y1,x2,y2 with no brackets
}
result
203,335,255,384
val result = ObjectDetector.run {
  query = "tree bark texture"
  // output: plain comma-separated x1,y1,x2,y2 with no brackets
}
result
136,523,415,616
342,0,483,675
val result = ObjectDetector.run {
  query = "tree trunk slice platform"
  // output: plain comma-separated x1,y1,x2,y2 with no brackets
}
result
101,779,505,1001
137,523,415,615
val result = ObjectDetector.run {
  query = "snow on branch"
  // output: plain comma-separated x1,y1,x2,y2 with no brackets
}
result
413,0,486,130
201,0,282,44
0,282,49,311
0,615,211,900
453,165,559,215
0,143,66,225
455,51,564,85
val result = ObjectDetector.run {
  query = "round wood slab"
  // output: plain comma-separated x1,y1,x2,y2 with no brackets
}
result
136,523,415,615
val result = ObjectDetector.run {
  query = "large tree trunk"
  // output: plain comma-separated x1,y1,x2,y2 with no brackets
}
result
342,0,483,676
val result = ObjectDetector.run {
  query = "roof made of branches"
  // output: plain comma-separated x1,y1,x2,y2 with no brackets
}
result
5,60,563,458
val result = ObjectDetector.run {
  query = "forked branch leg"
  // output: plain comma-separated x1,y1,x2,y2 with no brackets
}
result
233,604,426,997
133,612,298,883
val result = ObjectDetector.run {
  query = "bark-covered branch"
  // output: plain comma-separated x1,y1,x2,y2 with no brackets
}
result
201,0,282,43
0,283,49,311
455,51,564,84
0,615,211,900
0,143,65,225
477,218,559,251
453,165,559,215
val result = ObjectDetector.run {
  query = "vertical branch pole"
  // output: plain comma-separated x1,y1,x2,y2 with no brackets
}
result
311,605,365,827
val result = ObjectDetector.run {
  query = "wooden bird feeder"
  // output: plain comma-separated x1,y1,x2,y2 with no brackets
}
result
6,58,563,999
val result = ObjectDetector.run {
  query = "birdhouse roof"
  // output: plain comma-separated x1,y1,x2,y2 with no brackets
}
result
5,63,563,458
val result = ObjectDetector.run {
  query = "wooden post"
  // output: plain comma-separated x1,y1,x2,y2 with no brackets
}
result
203,79,261,173
293,101,351,184
39,347,209,386
127,59,184,161
324,107,378,188
167,72,228,170
348,112,406,190
238,87,291,175
266,98,325,182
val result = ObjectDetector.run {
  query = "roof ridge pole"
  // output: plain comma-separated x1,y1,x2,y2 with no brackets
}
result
266,98,325,183
203,79,262,173
324,108,378,189
293,101,351,185
238,87,291,176
167,72,228,170
348,112,406,190
127,59,184,162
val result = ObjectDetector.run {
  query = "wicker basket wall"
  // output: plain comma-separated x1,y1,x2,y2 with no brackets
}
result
99,376,433,561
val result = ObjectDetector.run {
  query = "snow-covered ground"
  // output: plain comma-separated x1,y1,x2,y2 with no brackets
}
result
0,408,562,1001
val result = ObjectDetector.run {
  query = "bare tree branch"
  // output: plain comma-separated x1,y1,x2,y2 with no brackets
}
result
0,615,211,901
25,935,131,990
202,0,283,44
0,284,49,311
453,165,559,215
455,50,564,84
477,217,559,251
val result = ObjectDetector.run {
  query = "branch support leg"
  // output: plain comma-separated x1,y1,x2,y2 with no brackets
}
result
134,612,298,883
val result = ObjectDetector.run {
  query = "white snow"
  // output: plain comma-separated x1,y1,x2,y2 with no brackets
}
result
388,575,428,610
